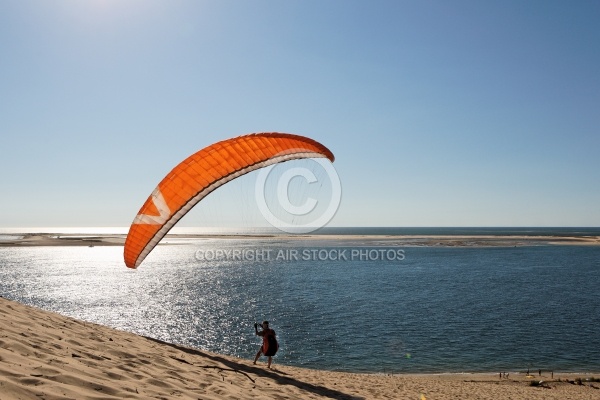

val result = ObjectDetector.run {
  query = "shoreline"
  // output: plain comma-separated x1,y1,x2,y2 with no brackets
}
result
1,232,599,247
1,297,599,399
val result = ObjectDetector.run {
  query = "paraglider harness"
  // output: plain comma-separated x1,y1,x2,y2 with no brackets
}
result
255,322,279,357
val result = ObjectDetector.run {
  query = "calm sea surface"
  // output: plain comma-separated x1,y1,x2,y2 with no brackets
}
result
1,228,599,373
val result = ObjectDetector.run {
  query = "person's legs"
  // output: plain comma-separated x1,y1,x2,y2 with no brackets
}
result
267,356,272,368
253,350,262,364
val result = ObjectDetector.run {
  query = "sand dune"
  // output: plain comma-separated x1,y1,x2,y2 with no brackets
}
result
1,297,599,399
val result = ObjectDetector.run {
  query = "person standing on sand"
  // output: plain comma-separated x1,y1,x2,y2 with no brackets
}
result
253,321,279,369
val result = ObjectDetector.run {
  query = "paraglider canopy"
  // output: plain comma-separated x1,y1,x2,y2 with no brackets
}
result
124,132,334,269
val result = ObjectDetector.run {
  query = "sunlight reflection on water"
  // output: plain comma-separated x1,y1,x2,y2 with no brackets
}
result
1,243,599,373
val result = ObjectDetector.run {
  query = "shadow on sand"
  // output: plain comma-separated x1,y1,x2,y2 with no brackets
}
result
144,336,363,400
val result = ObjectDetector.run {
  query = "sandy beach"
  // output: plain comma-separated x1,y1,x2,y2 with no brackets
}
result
1,297,599,399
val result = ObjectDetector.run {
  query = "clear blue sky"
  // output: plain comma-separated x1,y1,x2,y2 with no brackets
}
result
1,0,599,227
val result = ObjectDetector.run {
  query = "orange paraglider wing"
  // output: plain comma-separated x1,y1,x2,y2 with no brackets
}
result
124,132,335,268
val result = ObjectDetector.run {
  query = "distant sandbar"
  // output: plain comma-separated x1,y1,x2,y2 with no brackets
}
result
1,233,599,247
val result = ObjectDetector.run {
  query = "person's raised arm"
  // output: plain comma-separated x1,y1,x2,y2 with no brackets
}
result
254,322,264,336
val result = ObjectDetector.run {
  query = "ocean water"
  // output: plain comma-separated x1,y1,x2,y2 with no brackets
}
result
1,229,599,374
